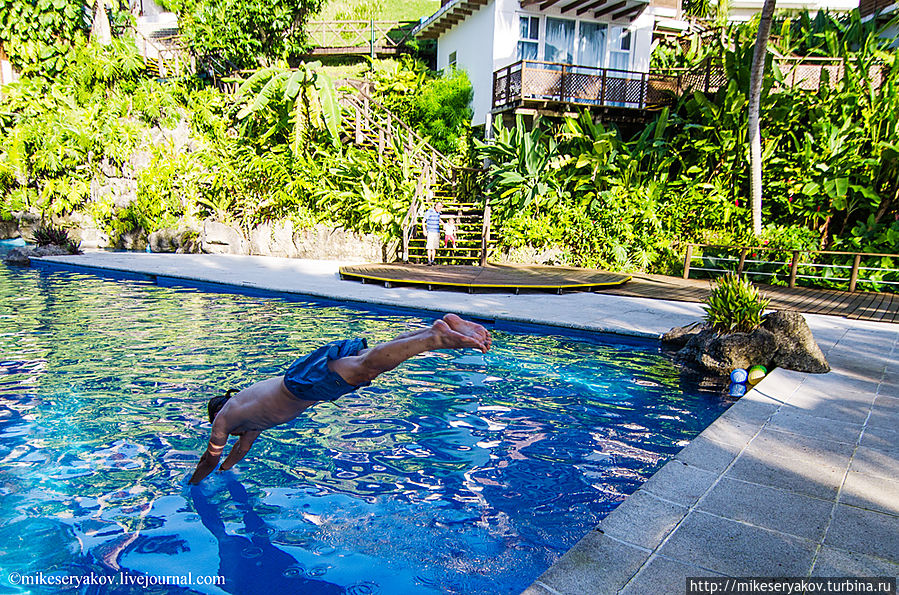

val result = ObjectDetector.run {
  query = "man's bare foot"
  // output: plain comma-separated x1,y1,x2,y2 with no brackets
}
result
431,319,489,353
443,314,492,352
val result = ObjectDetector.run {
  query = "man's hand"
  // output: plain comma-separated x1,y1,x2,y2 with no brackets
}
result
189,426,227,484
189,449,221,484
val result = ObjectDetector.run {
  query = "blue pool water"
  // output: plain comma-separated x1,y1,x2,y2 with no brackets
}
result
0,262,731,594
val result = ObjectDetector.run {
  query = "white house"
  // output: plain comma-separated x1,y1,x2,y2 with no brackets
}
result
413,0,674,130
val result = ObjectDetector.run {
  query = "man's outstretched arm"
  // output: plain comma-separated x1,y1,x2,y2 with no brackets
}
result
219,431,260,472
189,425,228,484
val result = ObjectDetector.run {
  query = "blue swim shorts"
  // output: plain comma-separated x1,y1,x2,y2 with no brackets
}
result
283,338,369,402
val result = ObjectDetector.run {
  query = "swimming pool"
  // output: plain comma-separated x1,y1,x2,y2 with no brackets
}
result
0,261,731,594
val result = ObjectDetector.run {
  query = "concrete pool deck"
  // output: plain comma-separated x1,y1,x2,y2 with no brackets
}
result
32,253,899,592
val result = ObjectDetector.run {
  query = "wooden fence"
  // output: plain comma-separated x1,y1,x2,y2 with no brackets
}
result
304,20,416,55
683,243,899,292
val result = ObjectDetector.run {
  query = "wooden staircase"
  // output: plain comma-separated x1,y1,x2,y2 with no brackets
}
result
403,194,492,265
337,82,493,265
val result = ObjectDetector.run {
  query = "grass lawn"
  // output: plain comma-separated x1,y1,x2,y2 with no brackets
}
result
315,0,440,22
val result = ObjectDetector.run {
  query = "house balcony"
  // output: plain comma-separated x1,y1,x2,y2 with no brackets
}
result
492,60,681,116
491,57,863,121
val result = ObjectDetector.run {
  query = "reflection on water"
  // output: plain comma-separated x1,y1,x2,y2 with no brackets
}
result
0,263,731,593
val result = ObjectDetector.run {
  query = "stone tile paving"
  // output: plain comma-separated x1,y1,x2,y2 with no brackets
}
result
31,253,899,593
528,322,899,594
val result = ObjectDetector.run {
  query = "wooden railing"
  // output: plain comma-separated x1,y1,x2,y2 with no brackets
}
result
493,56,881,112
132,29,191,78
493,60,680,111
304,20,416,54
338,81,455,187
683,243,899,292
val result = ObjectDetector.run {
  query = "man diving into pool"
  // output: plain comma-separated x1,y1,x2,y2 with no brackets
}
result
189,314,491,484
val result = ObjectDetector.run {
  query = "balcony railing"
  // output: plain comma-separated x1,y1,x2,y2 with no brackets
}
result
492,57,878,113
493,60,681,111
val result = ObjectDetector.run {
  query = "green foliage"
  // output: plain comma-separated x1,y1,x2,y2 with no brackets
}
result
3,7,897,280
167,0,325,68
371,57,473,157
0,0,88,77
233,62,342,153
703,274,770,333
31,223,81,253
410,69,473,155
478,10,899,278
331,0,382,20
314,0,438,21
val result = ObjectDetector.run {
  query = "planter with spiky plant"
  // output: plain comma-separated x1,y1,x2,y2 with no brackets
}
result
671,273,828,377
703,273,770,334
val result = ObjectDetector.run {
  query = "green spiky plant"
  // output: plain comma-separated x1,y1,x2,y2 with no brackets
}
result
31,224,82,254
703,273,770,333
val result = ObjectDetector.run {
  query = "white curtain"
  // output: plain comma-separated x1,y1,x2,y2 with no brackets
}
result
518,41,538,60
608,27,631,71
545,18,575,64
517,15,539,60
578,21,606,69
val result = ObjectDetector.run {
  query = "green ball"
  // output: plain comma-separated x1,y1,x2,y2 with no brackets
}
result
747,367,767,385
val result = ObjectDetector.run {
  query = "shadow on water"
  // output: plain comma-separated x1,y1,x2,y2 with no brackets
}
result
190,476,344,595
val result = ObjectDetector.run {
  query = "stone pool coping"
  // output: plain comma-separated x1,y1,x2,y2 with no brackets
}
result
31,253,899,592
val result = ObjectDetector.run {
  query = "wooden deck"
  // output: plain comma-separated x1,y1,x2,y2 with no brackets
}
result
338,263,899,322
339,263,631,293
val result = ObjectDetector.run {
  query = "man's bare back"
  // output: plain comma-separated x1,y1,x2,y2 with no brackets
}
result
189,314,491,484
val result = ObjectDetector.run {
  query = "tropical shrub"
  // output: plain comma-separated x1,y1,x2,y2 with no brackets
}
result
0,0,88,77
163,0,325,68
233,62,342,153
409,69,473,156
30,224,81,254
477,10,899,281
372,58,473,157
703,274,770,333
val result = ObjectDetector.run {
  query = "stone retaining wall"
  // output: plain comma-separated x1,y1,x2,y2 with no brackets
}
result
0,215,386,263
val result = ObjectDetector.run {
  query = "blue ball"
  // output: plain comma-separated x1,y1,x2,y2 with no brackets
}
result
730,368,748,384
728,382,747,397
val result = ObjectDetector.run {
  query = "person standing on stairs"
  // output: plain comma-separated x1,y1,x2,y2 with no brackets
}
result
422,202,443,265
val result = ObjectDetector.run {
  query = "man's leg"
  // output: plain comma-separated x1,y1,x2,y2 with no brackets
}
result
328,316,490,386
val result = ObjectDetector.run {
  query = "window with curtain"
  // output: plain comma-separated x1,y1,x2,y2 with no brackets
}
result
608,27,632,71
577,21,606,68
517,15,539,60
545,17,575,64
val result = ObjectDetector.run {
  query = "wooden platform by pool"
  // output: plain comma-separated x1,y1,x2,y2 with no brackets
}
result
339,263,899,322
338,263,632,293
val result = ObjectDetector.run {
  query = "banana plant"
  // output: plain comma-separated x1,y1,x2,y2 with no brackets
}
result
477,115,563,219
234,61,342,154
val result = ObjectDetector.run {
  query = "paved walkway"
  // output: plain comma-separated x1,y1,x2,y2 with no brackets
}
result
33,253,899,592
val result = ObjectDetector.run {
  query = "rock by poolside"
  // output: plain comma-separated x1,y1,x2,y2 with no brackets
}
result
671,310,829,375
2,244,72,267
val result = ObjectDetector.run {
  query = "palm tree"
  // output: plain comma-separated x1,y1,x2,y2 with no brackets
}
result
748,0,777,236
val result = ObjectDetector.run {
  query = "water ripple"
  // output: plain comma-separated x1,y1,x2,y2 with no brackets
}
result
0,262,731,594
